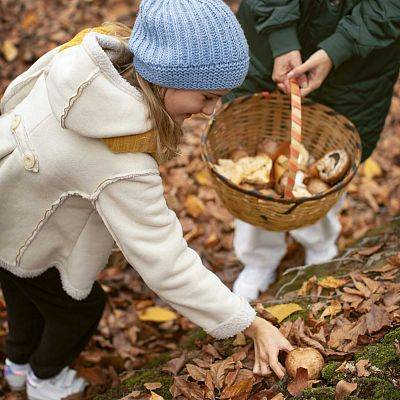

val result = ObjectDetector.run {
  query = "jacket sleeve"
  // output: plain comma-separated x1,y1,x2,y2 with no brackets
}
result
249,0,301,58
319,0,400,68
95,173,256,339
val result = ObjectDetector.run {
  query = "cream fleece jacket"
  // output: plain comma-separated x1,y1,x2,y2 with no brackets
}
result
0,32,255,339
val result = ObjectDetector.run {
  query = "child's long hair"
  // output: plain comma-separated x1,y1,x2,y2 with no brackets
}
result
104,23,183,161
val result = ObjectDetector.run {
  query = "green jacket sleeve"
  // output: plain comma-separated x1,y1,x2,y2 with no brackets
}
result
319,0,400,68
250,0,301,58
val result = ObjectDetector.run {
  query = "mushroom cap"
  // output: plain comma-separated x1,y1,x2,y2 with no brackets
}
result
311,150,350,185
307,178,331,195
285,347,325,380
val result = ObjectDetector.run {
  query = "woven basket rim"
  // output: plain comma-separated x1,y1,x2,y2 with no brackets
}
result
201,91,362,205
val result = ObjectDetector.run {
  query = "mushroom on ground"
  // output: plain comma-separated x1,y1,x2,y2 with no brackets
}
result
285,347,325,380
309,150,350,185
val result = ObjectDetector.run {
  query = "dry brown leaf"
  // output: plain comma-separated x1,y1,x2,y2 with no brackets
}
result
162,353,186,375
320,300,342,319
150,392,164,400
271,395,285,400
318,276,348,289
358,244,384,256
335,380,358,400
184,195,206,218
205,370,215,400
120,390,143,399
355,359,371,377
2,40,18,62
365,304,391,334
210,358,235,389
144,382,162,391
186,364,207,381
173,376,204,400
287,367,311,397
220,378,254,399
233,332,247,346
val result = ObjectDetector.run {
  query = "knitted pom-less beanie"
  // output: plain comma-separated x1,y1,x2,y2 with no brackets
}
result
129,0,249,90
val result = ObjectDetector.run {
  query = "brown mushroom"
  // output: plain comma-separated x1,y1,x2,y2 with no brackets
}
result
308,150,350,185
307,178,331,195
285,347,325,380
231,148,249,162
257,138,279,157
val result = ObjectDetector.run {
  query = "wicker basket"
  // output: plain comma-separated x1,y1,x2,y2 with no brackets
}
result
201,91,362,231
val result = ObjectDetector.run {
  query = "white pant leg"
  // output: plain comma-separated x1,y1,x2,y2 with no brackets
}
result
233,219,288,300
233,219,287,270
290,197,344,265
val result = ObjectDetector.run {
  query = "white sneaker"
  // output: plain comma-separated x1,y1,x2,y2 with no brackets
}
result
305,243,339,265
27,367,88,400
3,358,30,391
233,266,276,301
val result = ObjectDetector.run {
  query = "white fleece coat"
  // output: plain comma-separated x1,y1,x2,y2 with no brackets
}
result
0,32,255,339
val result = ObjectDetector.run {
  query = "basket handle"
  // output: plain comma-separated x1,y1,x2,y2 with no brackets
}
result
284,80,302,199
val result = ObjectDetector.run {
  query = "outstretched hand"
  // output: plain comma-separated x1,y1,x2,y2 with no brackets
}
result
272,50,308,94
287,49,333,96
244,316,294,379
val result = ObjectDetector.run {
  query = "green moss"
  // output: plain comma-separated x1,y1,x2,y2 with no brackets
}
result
181,328,208,350
321,362,344,384
95,369,174,400
355,328,400,373
146,353,171,369
355,376,400,400
300,386,336,400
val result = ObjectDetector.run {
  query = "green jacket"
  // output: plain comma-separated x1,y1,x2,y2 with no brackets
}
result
226,0,400,160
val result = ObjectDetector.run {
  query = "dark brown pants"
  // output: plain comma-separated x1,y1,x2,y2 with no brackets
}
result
0,267,106,379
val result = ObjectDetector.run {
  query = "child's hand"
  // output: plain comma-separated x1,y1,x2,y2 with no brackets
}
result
272,50,308,94
287,49,333,96
244,316,294,379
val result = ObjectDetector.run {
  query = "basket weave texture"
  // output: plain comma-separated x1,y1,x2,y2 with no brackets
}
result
201,92,362,231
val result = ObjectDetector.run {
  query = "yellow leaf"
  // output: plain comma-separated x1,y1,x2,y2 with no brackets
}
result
264,303,303,323
184,195,205,218
139,307,178,322
363,158,382,179
195,169,212,186
320,300,342,319
150,391,165,400
2,40,18,62
318,276,347,289
233,332,247,346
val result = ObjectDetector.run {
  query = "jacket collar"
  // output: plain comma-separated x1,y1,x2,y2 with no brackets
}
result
46,32,153,139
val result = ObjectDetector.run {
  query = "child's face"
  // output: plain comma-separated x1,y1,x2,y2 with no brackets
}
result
164,89,229,125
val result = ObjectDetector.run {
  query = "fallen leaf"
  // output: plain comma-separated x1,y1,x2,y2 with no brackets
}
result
186,364,207,381
220,378,254,399
150,392,164,400
2,40,18,62
139,307,178,322
320,300,342,319
287,367,311,397
120,390,142,399
233,332,247,346
358,244,383,256
365,304,391,334
144,382,162,390
355,359,370,377
210,358,236,389
185,195,206,218
363,158,382,179
318,276,348,289
264,303,303,323
271,395,285,400
335,380,357,400
162,353,186,375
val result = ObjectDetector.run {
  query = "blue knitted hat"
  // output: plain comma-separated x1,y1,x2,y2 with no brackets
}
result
129,0,249,90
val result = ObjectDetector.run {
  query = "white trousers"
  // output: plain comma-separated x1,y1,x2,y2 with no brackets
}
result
233,198,344,272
